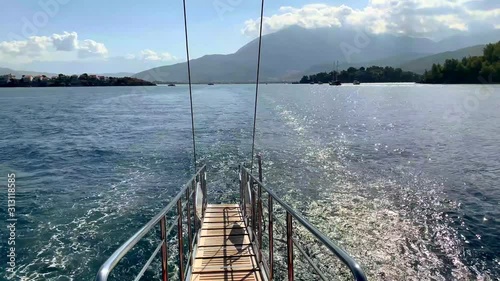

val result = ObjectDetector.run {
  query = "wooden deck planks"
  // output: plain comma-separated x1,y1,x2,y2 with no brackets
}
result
191,204,262,281
198,235,251,247
202,221,246,230
206,205,240,210
200,228,248,237
207,204,239,208
205,211,241,220
191,271,262,281
203,216,244,223
193,255,259,272
195,245,255,259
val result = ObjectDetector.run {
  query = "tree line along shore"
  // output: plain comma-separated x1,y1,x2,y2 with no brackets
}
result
0,73,156,87
421,41,499,84
299,41,499,84
299,66,421,84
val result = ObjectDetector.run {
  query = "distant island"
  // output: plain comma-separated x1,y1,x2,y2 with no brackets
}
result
0,73,156,87
299,66,421,84
420,41,499,84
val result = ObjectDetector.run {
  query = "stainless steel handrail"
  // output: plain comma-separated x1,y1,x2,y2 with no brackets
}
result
95,165,207,281
240,158,367,281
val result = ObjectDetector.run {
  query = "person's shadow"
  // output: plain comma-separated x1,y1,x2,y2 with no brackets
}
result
228,222,246,253
224,221,255,280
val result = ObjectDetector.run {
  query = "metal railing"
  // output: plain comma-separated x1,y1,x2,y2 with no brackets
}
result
95,165,207,281
239,156,367,281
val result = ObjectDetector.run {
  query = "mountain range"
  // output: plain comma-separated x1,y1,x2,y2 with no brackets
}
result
134,26,499,83
0,67,57,78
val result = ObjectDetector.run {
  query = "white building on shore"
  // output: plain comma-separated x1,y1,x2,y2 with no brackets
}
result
22,75,33,82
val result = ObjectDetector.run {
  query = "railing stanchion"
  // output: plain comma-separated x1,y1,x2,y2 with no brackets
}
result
186,188,192,261
268,195,274,280
257,185,262,262
239,166,242,206
250,178,256,236
257,154,263,263
246,174,249,225
177,200,185,281
241,169,246,220
257,154,263,182
287,212,294,281
240,168,243,209
257,190,262,261
160,216,169,281
192,179,197,237
202,169,207,218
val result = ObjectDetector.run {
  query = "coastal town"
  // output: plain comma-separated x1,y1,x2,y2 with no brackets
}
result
0,73,156,87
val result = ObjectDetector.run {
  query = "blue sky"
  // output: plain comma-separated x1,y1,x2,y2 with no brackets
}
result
0,0,366,57
0,0,498,74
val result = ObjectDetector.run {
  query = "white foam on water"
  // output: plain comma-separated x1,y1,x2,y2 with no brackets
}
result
265,98,479,280
12,167,164,281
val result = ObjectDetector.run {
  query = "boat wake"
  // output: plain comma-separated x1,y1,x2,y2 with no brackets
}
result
260,96,477,280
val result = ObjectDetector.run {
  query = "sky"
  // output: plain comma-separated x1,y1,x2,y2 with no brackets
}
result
0,0,498,74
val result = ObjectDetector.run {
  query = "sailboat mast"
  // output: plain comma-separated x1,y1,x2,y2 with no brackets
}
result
333,61,336,81
336,61,339,80
332,62,334,81
330,60,342,85
333,60,339,81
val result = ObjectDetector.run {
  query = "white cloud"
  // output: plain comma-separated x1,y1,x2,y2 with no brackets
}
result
77,39,108,58
124,53,136,60
51,31,78,51
0,31,108,63
0,36,51,57
120,50,177,62
242,0,500,38
139,49,176,61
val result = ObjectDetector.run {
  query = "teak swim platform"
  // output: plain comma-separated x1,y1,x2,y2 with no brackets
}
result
95,156,367,281
192,204,261,281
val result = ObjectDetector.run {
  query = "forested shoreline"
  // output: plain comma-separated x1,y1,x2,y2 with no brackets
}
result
421,41,499,84
299,41,499,84
299,66,421,84
0,73,156,87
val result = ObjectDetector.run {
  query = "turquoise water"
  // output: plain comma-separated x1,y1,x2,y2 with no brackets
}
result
0,84,499,280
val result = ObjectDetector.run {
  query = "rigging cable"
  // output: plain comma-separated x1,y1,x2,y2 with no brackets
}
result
250,0,266,172
182,0,197,172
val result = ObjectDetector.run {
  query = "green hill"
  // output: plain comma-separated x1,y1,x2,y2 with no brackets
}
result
401,45,485,74
421,41,500,84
